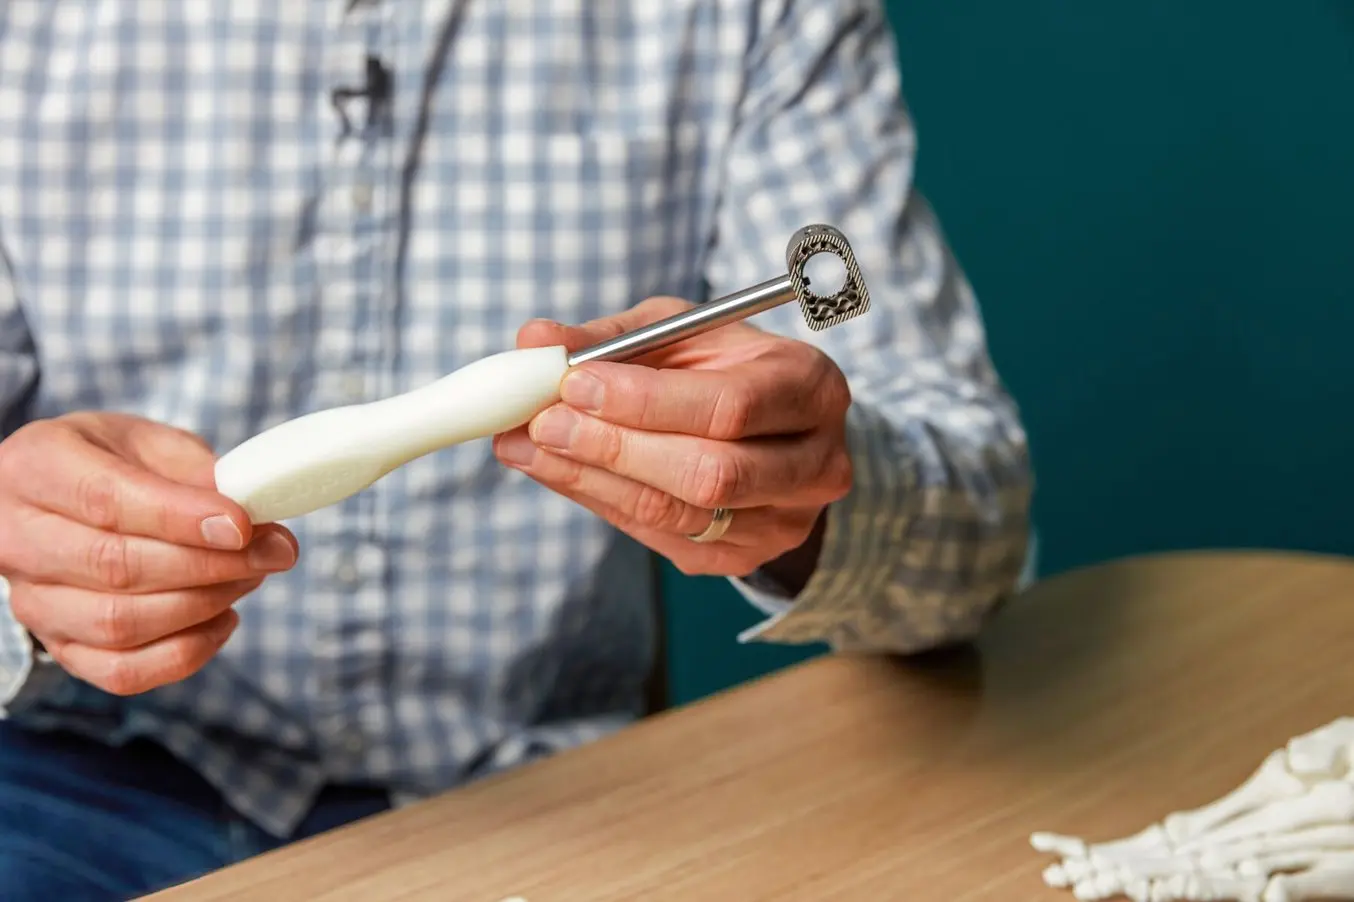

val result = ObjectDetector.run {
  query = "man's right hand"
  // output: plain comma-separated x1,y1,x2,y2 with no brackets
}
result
0,412,297,696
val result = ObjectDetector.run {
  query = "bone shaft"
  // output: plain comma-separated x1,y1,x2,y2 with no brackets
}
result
1168,755,1301,843
1235,840,1354,875
1090,825,1171,861
1267,866,1354,901
1207,826,1354,865
1171,791,1268,840
1245,849,1337,874
567,274,795,365
1200,788,1354,847
1031,832,1088,857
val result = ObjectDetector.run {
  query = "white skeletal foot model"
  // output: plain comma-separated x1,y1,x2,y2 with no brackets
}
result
1031,717,1354,901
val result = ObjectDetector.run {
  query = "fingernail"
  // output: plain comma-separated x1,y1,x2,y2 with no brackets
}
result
247,532,296,571
530,407,578,450
560,371,604,412
200,515,244,550
496,431,537,467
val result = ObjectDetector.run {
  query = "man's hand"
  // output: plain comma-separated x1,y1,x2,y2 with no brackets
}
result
0,412,298,696
493,297,853,581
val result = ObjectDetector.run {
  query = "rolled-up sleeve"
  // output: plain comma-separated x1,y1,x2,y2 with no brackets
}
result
703,0,1034,653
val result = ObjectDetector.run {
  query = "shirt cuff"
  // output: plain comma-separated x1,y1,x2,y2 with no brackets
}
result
728,568,796,620
0,577,65,715
728,401,915,648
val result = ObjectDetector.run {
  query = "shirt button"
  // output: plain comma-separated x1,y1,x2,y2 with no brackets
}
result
351,180,374,212
336,562,360,586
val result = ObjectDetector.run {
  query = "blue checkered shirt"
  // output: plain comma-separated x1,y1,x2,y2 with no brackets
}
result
0,1,1032,838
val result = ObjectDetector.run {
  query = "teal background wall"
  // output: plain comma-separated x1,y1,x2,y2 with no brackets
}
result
662,1,1354,706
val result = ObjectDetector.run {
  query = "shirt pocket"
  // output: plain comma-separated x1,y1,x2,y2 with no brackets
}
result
402,127,688,376
395,128,679,496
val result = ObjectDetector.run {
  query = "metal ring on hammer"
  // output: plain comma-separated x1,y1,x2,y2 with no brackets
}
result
688,507,734,544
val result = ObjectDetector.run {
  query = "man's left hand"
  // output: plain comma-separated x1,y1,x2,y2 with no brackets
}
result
492,297,854,579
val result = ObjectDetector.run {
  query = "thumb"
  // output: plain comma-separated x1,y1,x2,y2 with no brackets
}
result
50,412,265,550
130,423,299,552
122,421,279,546
121,419,223,490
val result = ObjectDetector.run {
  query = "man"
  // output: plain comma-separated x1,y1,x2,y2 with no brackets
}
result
0,1,1032,897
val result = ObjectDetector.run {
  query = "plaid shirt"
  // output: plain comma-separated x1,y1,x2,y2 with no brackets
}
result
0,1,1031,838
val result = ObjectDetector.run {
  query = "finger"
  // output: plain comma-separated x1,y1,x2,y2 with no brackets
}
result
496,428,788,544
0,505,297,593
509,461,771,578
45,608,239,697
523,406,852,510
0,418,256,551
558,352,847,439
11,576,263,650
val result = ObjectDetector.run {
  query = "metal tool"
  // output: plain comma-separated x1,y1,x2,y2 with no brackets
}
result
566,224,871,367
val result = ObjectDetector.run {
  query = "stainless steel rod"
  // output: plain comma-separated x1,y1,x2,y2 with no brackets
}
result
567,274,796,367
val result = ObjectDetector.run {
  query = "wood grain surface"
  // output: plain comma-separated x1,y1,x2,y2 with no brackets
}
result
145,550,1354,901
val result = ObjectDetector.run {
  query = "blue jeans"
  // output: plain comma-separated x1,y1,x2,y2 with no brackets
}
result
0,720,390,900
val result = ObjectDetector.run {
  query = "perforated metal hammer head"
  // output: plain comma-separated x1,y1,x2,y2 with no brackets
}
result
784,224,871,331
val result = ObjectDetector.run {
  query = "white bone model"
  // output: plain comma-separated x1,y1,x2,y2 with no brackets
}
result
214,345,571,524
1030,717,1354,901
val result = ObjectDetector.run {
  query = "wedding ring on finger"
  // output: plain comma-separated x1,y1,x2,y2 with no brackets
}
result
687,507,734,544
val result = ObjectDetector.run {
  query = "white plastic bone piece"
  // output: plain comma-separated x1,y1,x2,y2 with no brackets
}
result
215,345,571,523
1177,781,1354,850
1063,867,1270,902
1151,873,1267,902
1070,869,1129,900
1263,864,1354,902
1090,825,1175,864
1031,717,1354,902
1054,851,1194,885
1164,751,1312,846
1238,847,1354,877
1200,825,1354,869
1033,825,1172,864
1286,718,1354,777
1032,832,1090,858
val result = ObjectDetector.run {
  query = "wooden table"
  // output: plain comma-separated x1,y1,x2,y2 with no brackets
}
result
147,550,1354,900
